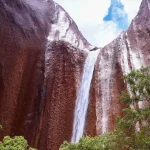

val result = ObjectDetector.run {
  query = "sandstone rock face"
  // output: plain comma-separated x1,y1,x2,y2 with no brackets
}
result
39,41,87,149
92,0,150,134
0,0,150,149
0,0,90,149
81,0,150,137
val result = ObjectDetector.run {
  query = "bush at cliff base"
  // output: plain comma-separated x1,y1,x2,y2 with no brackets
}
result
60,67,150,150
0,126,36,150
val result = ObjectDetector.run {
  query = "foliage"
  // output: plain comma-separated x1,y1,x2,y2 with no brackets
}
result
0,127,36,150
0,136,36,150
60,67,150,150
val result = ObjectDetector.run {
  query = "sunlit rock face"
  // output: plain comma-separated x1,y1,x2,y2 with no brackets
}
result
39,41,88,150
0,0,150,149
86,0,150,135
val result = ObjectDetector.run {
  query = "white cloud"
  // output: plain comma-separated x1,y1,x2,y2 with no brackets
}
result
54,0,114,47
54,0,111,25
121,0,142,23
80,21,121,47
53,0,142,47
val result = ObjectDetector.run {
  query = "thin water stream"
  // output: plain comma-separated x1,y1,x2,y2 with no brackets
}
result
71,50,99,143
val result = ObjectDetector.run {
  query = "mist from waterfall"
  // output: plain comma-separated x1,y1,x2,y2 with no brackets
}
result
71,50,99,143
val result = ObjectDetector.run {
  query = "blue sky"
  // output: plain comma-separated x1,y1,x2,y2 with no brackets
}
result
54,0,142,47
104,0,128,30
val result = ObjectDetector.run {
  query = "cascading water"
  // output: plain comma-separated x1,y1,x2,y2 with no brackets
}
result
71,50,99,143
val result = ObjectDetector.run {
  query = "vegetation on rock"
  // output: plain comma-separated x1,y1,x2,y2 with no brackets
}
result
60,67,150,150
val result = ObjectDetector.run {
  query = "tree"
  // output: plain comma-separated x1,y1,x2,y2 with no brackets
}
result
0,126,36,150
60,67,150,150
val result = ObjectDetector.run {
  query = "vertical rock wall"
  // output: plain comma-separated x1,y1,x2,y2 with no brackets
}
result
39,41,87,150
0,0,150,149
0,0,89,149
86,0,150,135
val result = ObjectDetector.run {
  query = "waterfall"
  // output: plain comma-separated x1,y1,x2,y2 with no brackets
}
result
71,50,99,143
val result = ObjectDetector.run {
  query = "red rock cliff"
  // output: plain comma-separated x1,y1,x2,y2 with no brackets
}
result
0,0,150,150
86,0,150,135
0,0,90,149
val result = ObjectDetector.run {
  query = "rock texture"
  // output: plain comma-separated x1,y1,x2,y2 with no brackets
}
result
0,0,90,149
86,0,150,135
39,41,87,149
0,0,150,149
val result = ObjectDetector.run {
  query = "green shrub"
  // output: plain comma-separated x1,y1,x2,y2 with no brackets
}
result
0,136,36,150
0,125,36,150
